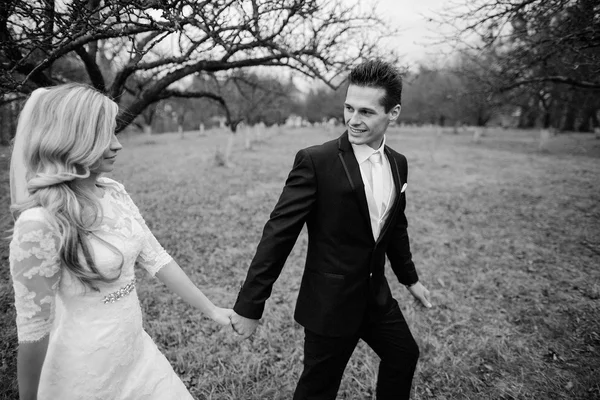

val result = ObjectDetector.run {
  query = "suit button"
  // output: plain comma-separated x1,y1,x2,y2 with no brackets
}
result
370,272,373,278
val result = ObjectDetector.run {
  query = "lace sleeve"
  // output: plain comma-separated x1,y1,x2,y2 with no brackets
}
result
9,213,61,343
108,179,173,276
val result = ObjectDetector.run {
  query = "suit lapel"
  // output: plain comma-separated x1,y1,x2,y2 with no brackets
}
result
376,146,403,243
337,132,372,235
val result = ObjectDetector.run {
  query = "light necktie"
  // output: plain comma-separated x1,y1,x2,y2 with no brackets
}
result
369,152,384,216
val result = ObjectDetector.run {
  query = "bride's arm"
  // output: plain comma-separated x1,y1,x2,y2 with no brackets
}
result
156,260,233,325
112,182,233,325
17,337,49,400
9,215,62,400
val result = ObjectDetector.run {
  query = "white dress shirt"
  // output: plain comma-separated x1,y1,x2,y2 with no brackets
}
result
351,136,396,240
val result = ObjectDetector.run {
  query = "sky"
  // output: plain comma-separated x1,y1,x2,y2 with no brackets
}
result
293,0,456,90
371,0,456,68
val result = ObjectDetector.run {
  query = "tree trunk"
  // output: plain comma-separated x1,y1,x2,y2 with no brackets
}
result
539,129,552,151
562,105,576,132
578,107,598,132
476,107,489,127
542,111,551,129
225,131,235,163
244,125,252,150
0,102,18,145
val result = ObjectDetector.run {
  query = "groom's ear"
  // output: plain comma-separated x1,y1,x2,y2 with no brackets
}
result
388,105,401,122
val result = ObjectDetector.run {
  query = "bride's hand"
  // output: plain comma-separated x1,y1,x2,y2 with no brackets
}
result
209,307,235,326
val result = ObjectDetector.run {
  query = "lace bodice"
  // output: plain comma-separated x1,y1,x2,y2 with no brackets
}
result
9,177,173,343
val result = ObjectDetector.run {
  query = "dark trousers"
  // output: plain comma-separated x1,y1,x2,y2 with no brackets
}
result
293,301,419,400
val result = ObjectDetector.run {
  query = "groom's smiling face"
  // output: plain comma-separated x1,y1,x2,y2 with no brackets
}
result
344,84,400,150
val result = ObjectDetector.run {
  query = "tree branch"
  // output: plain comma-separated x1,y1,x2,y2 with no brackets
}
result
499,76,600,92
74,46,106,91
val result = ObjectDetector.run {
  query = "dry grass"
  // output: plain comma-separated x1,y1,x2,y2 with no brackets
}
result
0,127,599,399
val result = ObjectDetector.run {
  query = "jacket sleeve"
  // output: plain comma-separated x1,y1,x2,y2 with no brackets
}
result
386,155,419,286
234,149,317,319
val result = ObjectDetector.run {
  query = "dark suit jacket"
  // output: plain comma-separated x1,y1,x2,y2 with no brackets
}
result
233,131,419,337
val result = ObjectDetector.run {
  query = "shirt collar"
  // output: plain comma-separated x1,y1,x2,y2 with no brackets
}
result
351,135,386,164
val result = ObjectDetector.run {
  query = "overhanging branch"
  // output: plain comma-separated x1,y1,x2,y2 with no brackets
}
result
74,46,106,91
499,76,600,92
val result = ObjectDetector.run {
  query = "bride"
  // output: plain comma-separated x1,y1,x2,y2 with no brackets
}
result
9,83,233,399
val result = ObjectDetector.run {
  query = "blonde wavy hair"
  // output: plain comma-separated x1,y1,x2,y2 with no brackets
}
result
11,83,123,290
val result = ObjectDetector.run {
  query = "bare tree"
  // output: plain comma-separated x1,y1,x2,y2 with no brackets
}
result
434,0,600,130
437,0,600,91
1,0,389,133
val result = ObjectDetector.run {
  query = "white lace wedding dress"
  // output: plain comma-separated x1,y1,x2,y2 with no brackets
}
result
9,177,194,400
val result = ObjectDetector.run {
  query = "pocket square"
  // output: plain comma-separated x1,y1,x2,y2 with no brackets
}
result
401,183,407,193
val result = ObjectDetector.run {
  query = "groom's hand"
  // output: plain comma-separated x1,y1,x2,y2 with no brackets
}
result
230,311,260,340
407,281,432,308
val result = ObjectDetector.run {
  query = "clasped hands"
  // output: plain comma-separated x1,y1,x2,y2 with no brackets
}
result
207,306,259,340
230,312,259,339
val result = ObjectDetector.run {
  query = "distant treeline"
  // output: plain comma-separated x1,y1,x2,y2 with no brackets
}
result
137,59,600,135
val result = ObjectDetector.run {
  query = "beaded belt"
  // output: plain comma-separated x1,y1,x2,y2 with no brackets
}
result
103,278,136,304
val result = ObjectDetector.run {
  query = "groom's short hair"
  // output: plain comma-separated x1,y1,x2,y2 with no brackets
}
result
348,59,403,112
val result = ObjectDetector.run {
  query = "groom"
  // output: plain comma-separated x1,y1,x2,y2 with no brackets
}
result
231,59,432,399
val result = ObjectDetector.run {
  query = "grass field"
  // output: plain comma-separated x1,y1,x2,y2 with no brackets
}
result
1,126,599,399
